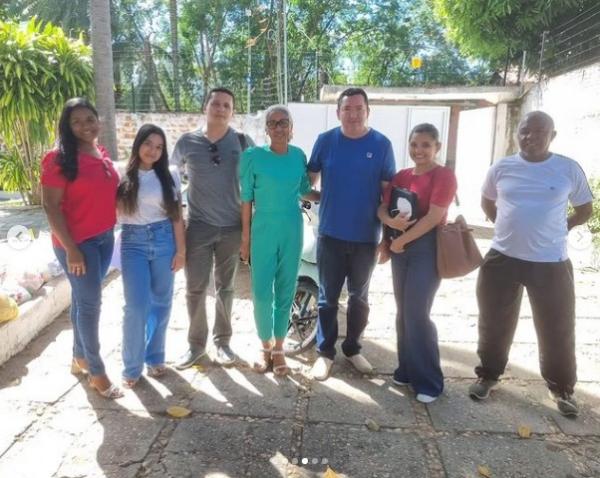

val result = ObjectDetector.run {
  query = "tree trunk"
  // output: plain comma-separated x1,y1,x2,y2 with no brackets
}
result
169,0,180,111
90,0,119,162
143,38,170,111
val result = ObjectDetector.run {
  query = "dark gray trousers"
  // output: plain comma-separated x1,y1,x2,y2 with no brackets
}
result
185,220,241,350
475,249,577,394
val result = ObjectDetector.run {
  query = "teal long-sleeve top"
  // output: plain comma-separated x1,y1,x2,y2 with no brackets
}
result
240,145,312,214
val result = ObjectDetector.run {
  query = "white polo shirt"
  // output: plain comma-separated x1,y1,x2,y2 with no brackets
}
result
482,153,592,262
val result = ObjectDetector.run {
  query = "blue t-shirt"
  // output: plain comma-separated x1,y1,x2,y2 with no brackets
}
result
308,127,396,243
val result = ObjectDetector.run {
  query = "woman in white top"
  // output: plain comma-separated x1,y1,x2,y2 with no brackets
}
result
117,124,185,388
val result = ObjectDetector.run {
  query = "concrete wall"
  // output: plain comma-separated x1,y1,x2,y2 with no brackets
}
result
521,63,600,179
114,104,451,170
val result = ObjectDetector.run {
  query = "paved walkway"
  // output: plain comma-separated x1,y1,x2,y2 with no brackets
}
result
1,230,600,477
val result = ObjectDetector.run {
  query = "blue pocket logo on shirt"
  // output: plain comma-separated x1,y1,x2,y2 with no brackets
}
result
366,152,373,159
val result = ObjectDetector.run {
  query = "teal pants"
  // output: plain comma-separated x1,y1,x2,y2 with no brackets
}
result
250,212,303,341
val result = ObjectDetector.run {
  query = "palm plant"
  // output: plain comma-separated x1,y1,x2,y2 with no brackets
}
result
0,19,93,204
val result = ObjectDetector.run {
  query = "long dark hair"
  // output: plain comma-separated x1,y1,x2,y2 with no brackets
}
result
117,124,180,221
56,97,99,181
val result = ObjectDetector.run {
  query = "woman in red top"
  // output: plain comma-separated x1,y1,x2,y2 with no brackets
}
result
378,123,457,404
41,98,122,399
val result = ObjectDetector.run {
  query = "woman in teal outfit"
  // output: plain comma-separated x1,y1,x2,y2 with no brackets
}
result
240,105,319,376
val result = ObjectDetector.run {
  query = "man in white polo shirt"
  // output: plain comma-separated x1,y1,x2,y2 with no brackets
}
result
468,111,593,417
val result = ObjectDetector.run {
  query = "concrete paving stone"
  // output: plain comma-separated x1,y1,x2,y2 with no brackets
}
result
190,367,299,418
0,400,38,455
523,382,600,436
54,409,166,478
308,376,415,427
161,416,292,477
0,356,80,403
153,454,289,478
359,340,600,382
59,367,202,413
437,434,587,478
427,380,553,434
300,423,427,477
0,418,73,478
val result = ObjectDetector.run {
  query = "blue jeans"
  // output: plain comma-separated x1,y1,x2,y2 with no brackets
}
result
120,220,175,380
315,235,377,360
391,230,443,397
54,229,114,376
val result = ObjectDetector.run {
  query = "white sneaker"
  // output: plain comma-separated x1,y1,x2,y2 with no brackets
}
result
311,356,333,381
416,393,438,404
345,354,373,374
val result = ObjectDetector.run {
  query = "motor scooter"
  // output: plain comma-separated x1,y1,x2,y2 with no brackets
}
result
284,201,320,356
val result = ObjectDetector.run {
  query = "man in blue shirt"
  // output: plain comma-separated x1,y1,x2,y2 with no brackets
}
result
308,88,396,380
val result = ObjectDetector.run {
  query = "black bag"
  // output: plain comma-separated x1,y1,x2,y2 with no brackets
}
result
385,187,419,241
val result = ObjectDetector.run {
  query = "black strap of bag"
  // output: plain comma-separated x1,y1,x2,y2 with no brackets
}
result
237,132,248,152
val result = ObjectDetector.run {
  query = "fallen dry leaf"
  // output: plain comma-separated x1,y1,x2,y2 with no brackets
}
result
365,417,381,431
166,405,191,418
478,465,492,477
518,425,532,439
323,465,340,478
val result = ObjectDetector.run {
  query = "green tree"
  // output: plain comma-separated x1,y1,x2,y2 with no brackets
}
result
4,0,90,34
343,0,489,86
0,19,93,204
433,0,593,67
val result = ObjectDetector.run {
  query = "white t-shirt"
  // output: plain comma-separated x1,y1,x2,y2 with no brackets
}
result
482,153,592,262
119,166,181,225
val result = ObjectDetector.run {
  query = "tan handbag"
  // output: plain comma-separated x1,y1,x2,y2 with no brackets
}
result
436,215,483,278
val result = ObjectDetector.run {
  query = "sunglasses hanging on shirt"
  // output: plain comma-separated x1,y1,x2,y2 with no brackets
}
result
208,143,221,166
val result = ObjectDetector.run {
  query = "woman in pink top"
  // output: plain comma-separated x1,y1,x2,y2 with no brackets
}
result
41,98,122,399
378,123,457,404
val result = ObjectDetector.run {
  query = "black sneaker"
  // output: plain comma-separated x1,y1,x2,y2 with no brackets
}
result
174,348,206,370
468,378,499,400
549,390,579,417
215,345,236,366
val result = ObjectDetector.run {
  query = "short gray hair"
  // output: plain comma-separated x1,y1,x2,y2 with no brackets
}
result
265,104,293,125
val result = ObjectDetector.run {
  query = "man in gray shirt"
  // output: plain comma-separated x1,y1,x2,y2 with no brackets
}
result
172,87,254,368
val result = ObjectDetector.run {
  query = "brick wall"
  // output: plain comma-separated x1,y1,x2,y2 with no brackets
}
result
522,63,600,178
115,111,267,162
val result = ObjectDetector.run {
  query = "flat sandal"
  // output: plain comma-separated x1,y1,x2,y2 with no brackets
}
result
253,347,273,373
271,350,289,376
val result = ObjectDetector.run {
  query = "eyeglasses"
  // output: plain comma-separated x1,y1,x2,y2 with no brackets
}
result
266,119,291,130
208,143,221,166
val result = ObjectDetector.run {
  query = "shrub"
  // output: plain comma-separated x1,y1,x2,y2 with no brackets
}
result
0,19,93,204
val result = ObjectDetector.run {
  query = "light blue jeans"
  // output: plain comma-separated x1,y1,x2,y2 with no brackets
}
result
120,219,175,380
54,229,114,376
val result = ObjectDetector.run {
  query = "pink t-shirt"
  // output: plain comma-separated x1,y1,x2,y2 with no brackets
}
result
41,147,119,247
383,165,457,224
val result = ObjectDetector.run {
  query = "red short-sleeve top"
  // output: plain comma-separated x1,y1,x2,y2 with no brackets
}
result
383,165,457,224
41,147,119,248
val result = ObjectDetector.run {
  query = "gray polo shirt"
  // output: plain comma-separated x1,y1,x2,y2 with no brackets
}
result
171,127,254,227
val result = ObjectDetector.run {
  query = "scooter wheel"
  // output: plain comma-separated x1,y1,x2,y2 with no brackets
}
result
284,279,319,356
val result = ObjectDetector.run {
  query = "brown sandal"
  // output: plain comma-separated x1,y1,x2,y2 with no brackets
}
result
253,347,273,373
271,350,289,376
70,358,89,375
